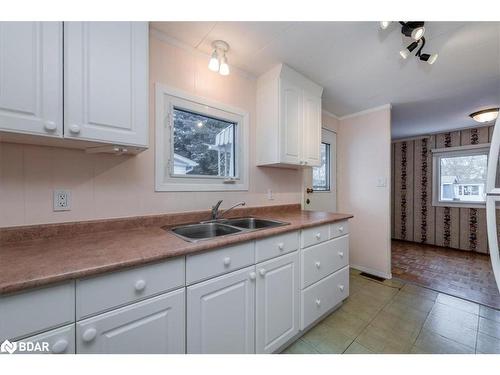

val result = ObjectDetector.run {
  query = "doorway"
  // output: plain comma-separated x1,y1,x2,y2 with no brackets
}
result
303,128,337,212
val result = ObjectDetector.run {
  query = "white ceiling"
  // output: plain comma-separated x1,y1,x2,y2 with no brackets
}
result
151,21,500,139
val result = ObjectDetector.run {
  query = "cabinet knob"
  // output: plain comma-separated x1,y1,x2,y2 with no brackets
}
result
315,261,321,269
134,279,146,292
249,272,256,280
278,242,284,251
259,268,266,277
315,299,321,307
52,339,69,354
69,124,81,134
304,161,308,165
223,257,231,267
43,121,57,132
339,285,345,292
315,233,321,240
338,226,344,233
82,328,97,343
338,251,344,258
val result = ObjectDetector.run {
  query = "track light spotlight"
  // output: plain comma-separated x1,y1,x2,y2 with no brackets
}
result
419,53,438,65
401,22,425,41
399,41,419,59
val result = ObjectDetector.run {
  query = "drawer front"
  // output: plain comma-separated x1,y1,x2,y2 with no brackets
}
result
77,289,185,354
301,235,349,288
76,257,185,319
186,242,255,285
255,231,299,263
0,282,75,341
331,220,349,239
16,324,76,354
301,224,329,248
301,266,349,330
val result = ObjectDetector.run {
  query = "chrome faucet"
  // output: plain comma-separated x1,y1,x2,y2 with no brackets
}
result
211,200,246,220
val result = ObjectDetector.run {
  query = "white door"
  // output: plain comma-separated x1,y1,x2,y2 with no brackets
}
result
486,115,500,291
256,251,300,354
16,324,75,354
303,128,337,212
64,22,148,146
76,289,185,354
187,266,255,354
279,79,302,165
0,22,62,137
302,93,322,167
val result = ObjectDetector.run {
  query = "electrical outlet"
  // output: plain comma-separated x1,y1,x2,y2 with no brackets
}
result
53,190,71,211
267,189,274,200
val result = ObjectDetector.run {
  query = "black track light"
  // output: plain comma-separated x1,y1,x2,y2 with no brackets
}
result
401,21,425,40
419,53,439,65
399,41,419,59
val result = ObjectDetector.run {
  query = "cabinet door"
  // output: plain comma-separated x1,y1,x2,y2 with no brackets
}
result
279,78,302,165
302,92,322,167
16,324,75,354
187,266,255,354
256,251,300,354
64,22,148,146
0,22,62,137
76,289,185,354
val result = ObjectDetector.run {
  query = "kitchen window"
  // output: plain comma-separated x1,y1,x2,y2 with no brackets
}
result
155,84,249,191
432,144,489,208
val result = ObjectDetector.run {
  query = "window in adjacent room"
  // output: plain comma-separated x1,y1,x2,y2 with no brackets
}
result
432,144,489,207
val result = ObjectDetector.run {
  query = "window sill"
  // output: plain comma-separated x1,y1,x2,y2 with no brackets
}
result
432,201,486,209
155,181,249,192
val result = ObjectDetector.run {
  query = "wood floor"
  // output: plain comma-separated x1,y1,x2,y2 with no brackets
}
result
392,240,500,309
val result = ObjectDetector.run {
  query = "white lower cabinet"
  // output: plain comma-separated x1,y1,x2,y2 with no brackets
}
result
187,266,256,354
256,251,300,354
76,288,185,354
301,266,349,330
16,324,75,354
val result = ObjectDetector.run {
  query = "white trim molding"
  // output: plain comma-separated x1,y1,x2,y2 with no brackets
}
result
338,104,392,121
155,83,249,192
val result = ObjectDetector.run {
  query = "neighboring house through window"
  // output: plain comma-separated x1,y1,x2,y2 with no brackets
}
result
432,143,489,208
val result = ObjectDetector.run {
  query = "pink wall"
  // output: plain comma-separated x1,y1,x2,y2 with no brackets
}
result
337,106,392,278
0,32,302,228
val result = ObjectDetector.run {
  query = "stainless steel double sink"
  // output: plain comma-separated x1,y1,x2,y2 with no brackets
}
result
168,217,289,243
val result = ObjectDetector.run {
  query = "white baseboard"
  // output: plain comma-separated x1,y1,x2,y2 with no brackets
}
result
350,264,392,280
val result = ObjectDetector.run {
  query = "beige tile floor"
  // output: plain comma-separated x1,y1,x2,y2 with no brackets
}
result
282,269,500,354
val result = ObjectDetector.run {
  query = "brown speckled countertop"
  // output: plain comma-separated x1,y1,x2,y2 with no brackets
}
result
0,205,352,295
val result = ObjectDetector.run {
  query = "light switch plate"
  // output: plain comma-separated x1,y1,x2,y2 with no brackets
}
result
53,190,71,211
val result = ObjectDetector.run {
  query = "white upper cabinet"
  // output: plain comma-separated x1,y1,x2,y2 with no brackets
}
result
0,22,63,137
257,63,323,168
64,22,148,147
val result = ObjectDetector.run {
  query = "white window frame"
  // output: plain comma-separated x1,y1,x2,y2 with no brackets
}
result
431,143,490,208
155,83,249,192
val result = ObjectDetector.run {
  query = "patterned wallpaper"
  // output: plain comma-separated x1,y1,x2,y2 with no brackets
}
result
391,125,494,253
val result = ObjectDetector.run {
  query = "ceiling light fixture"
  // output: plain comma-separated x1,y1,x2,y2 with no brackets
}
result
419,53,439,65
208,40,230,76
380,21,438,64
380,21,391,30
469,108,499,123
399,41,419,59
